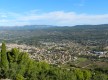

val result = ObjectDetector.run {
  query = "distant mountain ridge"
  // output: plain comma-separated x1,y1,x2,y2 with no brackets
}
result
0,25,57,30
0,24,108,30
73,24,108,29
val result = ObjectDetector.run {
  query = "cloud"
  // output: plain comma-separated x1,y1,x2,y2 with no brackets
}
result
0,13,7,18
0,10,108,26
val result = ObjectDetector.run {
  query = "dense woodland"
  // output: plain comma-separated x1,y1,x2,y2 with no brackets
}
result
0,42,108,80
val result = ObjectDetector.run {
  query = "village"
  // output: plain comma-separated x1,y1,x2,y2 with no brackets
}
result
0,41,108,65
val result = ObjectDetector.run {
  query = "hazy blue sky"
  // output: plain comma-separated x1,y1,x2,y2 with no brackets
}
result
0,0,108,26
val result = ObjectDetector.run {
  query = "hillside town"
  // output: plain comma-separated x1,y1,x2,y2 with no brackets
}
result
0,42,108,65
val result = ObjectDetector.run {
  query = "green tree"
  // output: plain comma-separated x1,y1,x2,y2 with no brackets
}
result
11,48,19,62
1,42,9,77
74,68,84,80
93,73,108,80
83,70,91,80
15,74,24,80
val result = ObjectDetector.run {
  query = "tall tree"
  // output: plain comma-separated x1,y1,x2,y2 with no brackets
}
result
1,42,9,75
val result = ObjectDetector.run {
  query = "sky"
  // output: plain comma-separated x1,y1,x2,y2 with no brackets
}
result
0,0,108,26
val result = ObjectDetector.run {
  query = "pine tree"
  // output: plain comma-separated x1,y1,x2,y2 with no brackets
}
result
1,42,9,75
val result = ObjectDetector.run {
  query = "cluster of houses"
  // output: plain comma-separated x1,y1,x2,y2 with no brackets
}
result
0,42,81,64
0,42,107,64
89,51,108,57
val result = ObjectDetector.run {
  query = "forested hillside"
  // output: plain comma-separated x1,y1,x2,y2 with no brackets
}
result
0,24,108,46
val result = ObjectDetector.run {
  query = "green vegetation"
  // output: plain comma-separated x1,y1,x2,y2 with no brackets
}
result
0,42,107,80
78,58,87,62
0,25,108,79
0,42,9,78
1,24,108,47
